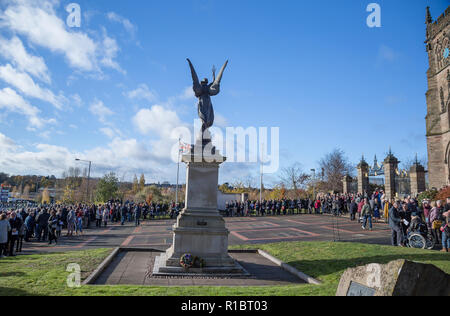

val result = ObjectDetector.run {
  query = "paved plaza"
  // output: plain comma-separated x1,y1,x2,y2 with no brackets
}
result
95,250,306,286
22,214,392,254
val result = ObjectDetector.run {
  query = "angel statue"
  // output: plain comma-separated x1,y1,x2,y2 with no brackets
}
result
187,58,228,134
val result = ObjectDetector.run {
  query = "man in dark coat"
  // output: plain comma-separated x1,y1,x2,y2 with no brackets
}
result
389,202,404,247
120,204,128,226
350,199,358,221
36,209,50,242
8,212,22,256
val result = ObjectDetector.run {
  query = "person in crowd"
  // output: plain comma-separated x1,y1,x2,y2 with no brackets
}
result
383,199,390,223
8,211,22,256
76,209,84,236
400,202,412,237
361,198,373,231
407,212,424,237
349,198,358,221
441,209,450,253
422,200,432,225
314,199,321,215
24,211,35,242
56,209,63,238
121,204,128,225
357,198,364,223
103,207,110,227
95,207,103,227
66,208,76,237
16,211,25,253
36,209,50,242
389,201,404,247
134,204,141,227
0,213,10,258
48,210,58,245
429,200,443,246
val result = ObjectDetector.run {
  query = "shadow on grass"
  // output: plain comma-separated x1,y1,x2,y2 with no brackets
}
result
0,287,35,296
287,253,450,279
0,272,26,277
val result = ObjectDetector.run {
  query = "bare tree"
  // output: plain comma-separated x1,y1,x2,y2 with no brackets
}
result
279,163,310,191
318,149,353,193
401,155,428,171
243,175,257,189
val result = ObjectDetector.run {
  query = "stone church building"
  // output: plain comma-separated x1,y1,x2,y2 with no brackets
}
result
425,6,450,189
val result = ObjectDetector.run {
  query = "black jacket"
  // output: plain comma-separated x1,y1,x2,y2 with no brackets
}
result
36,212,50,226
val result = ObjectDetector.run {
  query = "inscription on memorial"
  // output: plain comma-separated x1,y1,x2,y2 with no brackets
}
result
346,281,376,296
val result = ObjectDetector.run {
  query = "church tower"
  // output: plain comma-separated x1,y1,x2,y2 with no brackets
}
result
425,6,450,189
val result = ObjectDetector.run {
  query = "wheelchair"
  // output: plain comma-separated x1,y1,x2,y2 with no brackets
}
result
406,223,435,250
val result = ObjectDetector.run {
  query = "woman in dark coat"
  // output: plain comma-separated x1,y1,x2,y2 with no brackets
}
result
48,211,58,245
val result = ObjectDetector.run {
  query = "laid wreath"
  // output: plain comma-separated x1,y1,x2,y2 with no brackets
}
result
180,253,194,269
180,254,205,270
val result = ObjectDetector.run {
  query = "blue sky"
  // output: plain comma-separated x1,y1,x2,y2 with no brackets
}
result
0,0,448,187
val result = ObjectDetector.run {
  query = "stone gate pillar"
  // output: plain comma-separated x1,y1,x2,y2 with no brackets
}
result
357,156,369,196
410,157,426,197
384,149,400,201
343,175,353,194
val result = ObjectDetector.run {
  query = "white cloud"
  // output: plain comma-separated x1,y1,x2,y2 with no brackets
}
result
89,99,114,123
0,87,50,128
180,86,195,100
38,130,51,139
133,105,190,160
99,126,123,139
0,0,122,74
0,131,171,181
70,94,83,107
0,35,51,84
126,84,158,102
133,105,182,137
100,127,116,138
0,63,64,109
100,29,124,74
107,12,137,36
0,132,16,152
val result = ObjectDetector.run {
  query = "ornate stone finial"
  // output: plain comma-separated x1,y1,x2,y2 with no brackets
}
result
384,147,399,164
426,6,433,24
358,154,368,169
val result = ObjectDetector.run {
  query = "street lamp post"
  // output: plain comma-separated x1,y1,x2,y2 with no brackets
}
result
75,159,92,203
311,169,316,200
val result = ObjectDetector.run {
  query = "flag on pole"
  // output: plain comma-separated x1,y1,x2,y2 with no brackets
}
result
180,142,191,154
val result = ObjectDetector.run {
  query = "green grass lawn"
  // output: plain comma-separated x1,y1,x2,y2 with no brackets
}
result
0,242,448,296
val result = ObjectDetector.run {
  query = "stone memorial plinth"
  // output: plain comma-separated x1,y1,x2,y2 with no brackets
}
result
153,137,248,276
336,260,450,296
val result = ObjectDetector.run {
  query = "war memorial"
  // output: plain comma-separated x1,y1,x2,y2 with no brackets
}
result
0,1,449,306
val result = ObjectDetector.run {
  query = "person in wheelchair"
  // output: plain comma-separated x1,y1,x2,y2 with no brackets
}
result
406,212,434,249
407,213,427,237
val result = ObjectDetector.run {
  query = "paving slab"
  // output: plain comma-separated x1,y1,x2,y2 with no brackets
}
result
94,250,306,287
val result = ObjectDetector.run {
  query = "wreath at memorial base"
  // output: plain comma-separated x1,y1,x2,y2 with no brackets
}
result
180,254,205,270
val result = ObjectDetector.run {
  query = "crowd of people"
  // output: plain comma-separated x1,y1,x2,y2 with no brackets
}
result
226,191,450,252
0,200,184,258
225,192,386,220
1,191,449,259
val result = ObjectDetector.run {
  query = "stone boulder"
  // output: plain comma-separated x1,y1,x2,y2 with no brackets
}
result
336,259,450,296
